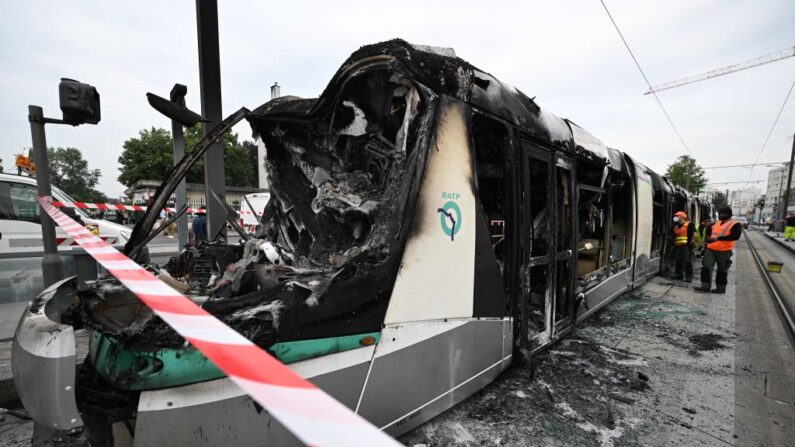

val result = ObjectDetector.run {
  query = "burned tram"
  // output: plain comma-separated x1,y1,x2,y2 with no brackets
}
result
14,40,707,445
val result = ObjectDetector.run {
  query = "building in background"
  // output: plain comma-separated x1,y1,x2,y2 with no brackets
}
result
764,164,795,217
699,186,720,205
728,187,761,216
125,180,265,210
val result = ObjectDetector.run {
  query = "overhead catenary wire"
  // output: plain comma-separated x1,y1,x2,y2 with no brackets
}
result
599,0,693,157
707,180,765,185
702,161,789,169
746,78,795,182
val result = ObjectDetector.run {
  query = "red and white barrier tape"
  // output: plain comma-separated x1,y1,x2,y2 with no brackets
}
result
56,236,118,246
51,200,206,214
50,200,265,216
39,195,400,447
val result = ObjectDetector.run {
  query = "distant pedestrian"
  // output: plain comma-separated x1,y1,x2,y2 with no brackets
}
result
670,211,694,282
785,212,795,241
192,209,208,242
166,212,176,238
157,208,167,232
695,206,742,294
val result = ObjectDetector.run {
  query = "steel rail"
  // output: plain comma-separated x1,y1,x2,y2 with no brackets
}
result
743,231,795,339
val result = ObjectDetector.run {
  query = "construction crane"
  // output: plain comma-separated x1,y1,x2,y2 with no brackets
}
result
645,46,795,95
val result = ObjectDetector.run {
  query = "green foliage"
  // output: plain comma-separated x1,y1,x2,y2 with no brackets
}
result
117,128,174,187
183,126,254,187
117,126,255,188
47,147,107,202
665,155,708,193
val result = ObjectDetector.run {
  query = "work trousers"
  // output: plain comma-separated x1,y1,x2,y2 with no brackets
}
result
701,249,733,286
785,226,795,241
672,245,692,279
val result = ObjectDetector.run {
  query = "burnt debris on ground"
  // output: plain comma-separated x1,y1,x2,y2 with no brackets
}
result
400,278,736,447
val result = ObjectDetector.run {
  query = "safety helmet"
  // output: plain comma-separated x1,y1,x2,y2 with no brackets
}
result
674,211,688,219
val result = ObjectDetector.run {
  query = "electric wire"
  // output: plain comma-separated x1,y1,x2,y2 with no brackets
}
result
702,161,789,169
599,0,693,157
747,78,795,181
707,180,764,185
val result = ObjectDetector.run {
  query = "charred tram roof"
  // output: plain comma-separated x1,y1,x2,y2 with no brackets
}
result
248,39,616,164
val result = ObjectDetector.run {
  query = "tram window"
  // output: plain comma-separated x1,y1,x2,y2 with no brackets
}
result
472,114,509,273
610,176,633,265
576,159,607,283
577,188,608,280
651,200,664,256
330,70,422,169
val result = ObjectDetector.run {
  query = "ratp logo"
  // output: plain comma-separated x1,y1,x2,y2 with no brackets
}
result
437,192,462,241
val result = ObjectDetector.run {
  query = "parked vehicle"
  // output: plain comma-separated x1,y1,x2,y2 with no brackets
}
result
732,215,749,228
238,191,271,232
0,173,131,304
0,173,131,254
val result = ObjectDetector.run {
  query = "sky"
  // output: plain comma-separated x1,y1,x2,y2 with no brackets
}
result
1,0,794,198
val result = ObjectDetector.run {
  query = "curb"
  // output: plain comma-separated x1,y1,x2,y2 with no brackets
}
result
763,232,795,256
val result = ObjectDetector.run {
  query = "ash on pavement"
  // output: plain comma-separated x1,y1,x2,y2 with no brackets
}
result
401,275,737,446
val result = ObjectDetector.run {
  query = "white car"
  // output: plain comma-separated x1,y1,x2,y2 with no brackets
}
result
239,191,270,232
0,173,131,305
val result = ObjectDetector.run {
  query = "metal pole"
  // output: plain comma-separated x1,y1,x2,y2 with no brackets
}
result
170,85,189,247
28,105,64,287
196,0,225,239
780,134,795,232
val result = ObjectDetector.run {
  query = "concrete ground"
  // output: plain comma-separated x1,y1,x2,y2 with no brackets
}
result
734,232,795,446
1,235,793,446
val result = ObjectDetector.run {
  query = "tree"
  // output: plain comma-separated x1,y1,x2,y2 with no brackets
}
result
242,140,259,187
46,147,107,202
117,126,254,188
184,126,254,188
665,155,708,193
0,159,4,173
117,128,174,188
712,191,728,208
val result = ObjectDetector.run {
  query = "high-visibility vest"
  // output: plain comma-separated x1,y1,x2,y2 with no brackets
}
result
673,222,689,246
707,220,739,252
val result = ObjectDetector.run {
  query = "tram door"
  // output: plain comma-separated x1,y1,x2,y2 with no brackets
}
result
520,144,577,349
552,154,576,334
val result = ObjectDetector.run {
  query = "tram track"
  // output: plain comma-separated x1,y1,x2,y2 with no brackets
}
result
743,229,795,341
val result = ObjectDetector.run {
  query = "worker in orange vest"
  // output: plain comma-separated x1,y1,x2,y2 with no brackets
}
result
671,211,694,281
695,206,742,294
